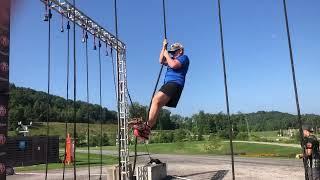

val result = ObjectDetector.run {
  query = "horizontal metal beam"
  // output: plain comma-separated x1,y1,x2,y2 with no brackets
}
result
40,0,126,53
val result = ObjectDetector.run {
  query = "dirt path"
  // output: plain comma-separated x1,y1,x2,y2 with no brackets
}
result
231,140,300,148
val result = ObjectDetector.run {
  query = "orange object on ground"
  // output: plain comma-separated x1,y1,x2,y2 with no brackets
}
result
64,133,72,165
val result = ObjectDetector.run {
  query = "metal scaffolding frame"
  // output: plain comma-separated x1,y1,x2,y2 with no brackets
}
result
118,51,130,178
41,0,126,53
40,0,130,178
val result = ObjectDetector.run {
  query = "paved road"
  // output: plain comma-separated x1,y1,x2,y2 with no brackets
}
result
8,150,305,180
157,154,304,180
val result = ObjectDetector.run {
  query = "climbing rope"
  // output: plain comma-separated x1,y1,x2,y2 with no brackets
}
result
84,31,91,180
217,0,235,179
62,20,71,180
131,0,168,178
113,0,122,179
38,1,312,180
282,0,308,179
110,49,118,104
146,0,167,113
72,0,77,179
146,0,167,129
60,14,64,33
126,86,152,180
127,89,138,180
145,0,168,107
44,2,52,179
98,41,103,180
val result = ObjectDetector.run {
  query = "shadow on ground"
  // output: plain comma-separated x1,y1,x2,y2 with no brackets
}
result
166,170,228,180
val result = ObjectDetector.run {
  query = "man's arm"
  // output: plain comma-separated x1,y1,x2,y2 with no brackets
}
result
296,149,312,159
163,50,182,69
159,39,168,65
159,47,167,65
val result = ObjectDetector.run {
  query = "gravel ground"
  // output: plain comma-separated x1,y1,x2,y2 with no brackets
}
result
7,153,305,180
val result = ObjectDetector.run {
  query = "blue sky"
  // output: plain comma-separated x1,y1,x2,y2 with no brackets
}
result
9,0,320,116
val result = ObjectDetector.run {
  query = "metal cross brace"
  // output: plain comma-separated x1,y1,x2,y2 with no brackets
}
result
40,0,126,54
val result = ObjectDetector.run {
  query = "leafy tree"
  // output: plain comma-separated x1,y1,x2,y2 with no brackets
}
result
174,129,186,142
8,84,117,130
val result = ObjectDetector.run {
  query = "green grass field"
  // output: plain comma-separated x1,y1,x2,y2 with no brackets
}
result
14,152,118,172
9,122,118,137
86,141,301,158
251,131,278,137
250,130,297,143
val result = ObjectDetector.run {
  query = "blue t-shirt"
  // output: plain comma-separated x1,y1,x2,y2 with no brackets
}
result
164,55,190,87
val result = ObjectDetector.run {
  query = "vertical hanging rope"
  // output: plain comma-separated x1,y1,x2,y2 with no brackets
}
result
98,41,103,180
44,4,52,180
84,32,91,180
60,14,64,32
62,20,71,180
146,0,168,130
217,0,235,179
282,0,308,179
110,49,118,101
146,0,168,102
72,0,77,179
162,0,167,39
146,0,167,118
132,0,168,177
127,87,152,180
113,0,122,179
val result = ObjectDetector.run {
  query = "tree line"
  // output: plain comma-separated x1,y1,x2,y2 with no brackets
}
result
8,84,117,130
129,104,320,138
173,111,320,134
9,84,320,136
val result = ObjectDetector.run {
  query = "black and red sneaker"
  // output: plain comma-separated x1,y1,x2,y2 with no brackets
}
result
133,123,151,140
128,118,143,127
128,118,151,140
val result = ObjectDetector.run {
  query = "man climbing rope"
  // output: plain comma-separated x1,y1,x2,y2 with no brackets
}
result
296,124,320,180
131,39,190,139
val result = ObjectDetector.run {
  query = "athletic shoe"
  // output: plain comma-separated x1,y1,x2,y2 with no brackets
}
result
133,122,151,140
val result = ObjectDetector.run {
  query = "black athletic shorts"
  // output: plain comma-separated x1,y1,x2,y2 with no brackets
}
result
159,82,183,108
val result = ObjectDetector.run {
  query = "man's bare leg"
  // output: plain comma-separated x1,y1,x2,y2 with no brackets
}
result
147,91,170,128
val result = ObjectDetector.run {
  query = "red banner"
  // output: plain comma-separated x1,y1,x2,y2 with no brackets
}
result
0,0,10,179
